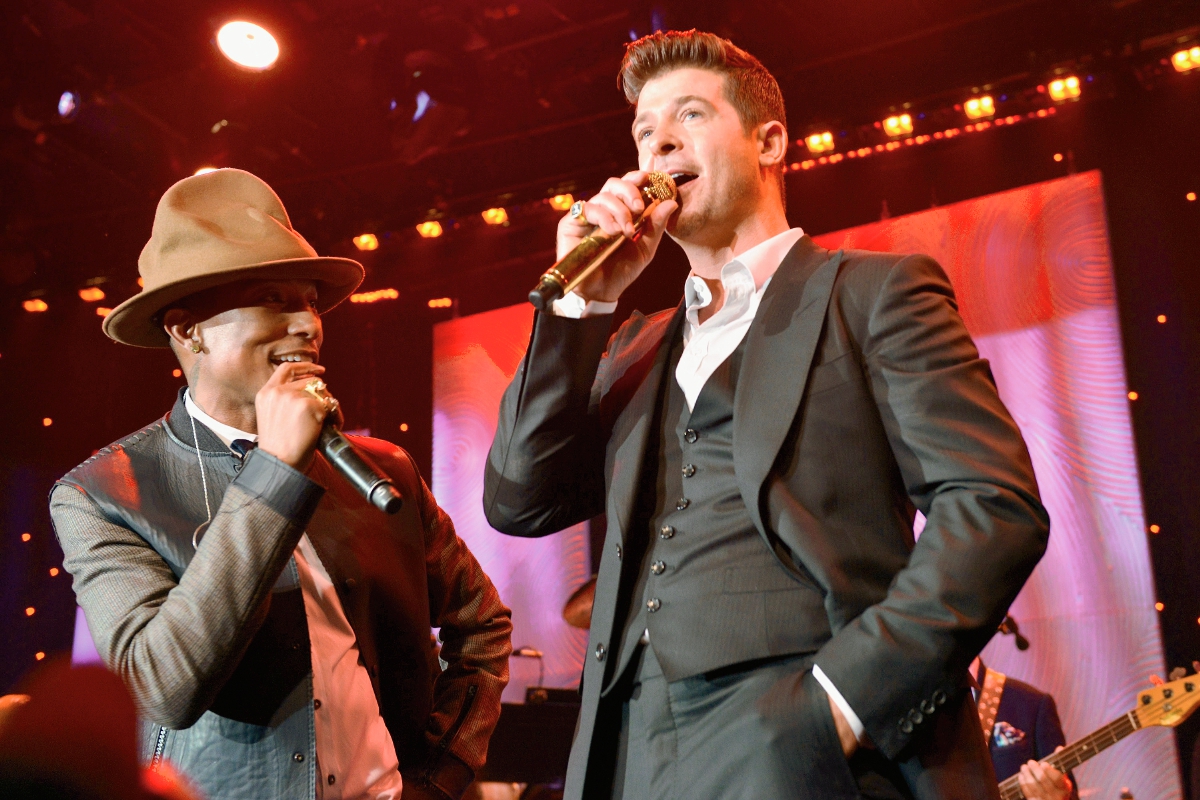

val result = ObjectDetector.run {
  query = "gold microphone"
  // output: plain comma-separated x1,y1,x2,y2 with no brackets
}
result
528,171,690,310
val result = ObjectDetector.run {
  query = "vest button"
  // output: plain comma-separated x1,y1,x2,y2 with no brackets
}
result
659,525,675,539
345,578,357,590
646,598,661,612
682,464,696,478
595,643,606,661
328,775,336,786
684,429,698,443
313,699,322,710
615,544,622,560
921,699,936,715
650,560,665,575
676,497,690,510
293,752,305,763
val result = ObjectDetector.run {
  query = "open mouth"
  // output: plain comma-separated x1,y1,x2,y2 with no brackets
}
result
669,172,698,188
269,353,317,366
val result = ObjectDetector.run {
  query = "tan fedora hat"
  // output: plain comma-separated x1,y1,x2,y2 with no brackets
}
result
103,168,365,348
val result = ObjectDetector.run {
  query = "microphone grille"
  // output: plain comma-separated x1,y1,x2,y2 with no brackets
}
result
643,171,676,202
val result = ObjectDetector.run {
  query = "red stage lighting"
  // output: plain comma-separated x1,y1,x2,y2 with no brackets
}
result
804,132,834,154
350,288,400,304
882,114,913,137
481,208,509,226
79,287,105,302
549,194,574,211
23,299,48,313
416,221,443,239
353,233,379,251
963,96,995,120
1047,76,1081,102
1171,46,1200,73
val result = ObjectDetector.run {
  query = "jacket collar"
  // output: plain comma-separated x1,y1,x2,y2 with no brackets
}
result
165,388,232,455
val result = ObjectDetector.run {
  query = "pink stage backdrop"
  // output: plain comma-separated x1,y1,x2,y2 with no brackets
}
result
432,171,1178,795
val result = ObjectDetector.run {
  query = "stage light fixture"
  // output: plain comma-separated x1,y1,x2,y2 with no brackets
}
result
172,369,182,378
22,533,31,542
963,96,995,120
428,297,453,308
1127,391,1138,400
25,607,35,617
23,299,48,313
353,233,379,251
35,652,45,661
1149,524,1161,533
1157,314,1167,323
96,307,112,317
1171,46,1200,73
399,423,409,432
549,194,574,211
1047,76,1080,102
42,418,52,427
57,91,78,120
482,208,508,226
882,114,913,137
1187,192,1196,202
416,221,443,238
50,568,59,577
350,288,400,304
804,132,834,154
1155,602,1164,611
78,287,105,302
216,21,280,71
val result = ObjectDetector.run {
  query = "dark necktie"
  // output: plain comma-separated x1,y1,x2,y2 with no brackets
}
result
230,439,257,460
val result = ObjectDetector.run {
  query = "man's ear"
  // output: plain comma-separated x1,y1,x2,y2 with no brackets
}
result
162,308,194,352
757,120,788,169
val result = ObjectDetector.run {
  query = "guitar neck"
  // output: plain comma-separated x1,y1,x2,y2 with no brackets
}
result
997,710,1140,800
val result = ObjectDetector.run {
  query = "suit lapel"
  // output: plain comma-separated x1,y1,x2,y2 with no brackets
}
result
603,303,686,544
733,236,844,538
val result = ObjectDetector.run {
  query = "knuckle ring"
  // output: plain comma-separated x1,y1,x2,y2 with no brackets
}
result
569,200,587,223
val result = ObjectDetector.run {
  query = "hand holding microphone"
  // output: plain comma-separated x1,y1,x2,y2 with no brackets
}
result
529,170,688,310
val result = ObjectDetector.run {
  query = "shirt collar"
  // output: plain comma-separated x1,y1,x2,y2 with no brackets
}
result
184,389,257,448
683,227,806,312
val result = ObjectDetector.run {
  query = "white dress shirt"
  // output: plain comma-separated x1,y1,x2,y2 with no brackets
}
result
184,391,405,798
552,228,869,743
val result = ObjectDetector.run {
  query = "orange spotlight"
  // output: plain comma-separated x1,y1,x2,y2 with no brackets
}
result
42,417,52,426
25,607,35,617
882,114,913,137
1157,314,1167,323
481,207,509,226
399,423,409,432
78,287,105,302
172,368,183,378
1155,602,1164,611
1171,46,1200,73
548,194,574,211
1047,76,1081,102
1187,192,1197,202
23,299,48,313
804,131,835,154
416,221,443,239
1127,391,1138,401
353,233,379,251
1149,524,1161,533
963,96,995,120
1053,153,1064,162
35,652,45,660
21,533,31,542
216,21,279,70
350,288,400,304
95,307,112,317
50,567,59,577
427,297,453,308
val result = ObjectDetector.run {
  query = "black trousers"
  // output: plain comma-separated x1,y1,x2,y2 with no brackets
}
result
597,645,913,800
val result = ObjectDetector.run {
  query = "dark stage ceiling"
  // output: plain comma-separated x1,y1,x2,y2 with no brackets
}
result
1,0,1197,302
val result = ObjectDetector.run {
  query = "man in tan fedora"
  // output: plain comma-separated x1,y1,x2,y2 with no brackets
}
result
49,168,512,800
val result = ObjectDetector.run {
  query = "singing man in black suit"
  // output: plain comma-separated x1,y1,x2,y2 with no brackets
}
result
484,30,1050,800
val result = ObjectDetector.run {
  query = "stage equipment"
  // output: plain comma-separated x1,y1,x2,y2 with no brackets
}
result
549,194,574,211
216,21,279,71
805,131,835,153
78,287,105,302
883,114,914,137
527,171,694,310
964,96,995,120
22,299,48,313
353,234,379,251
303,379,404,514
350,288,399,304
416,220,443,238
997,667,1199,800
428,297,453,308
1047,76,1081,101
1173,46,1200,73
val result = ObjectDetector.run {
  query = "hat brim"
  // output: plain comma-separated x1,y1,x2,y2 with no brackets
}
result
102,256,365,348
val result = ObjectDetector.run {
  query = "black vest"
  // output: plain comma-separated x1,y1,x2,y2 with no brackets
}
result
608,325,830,686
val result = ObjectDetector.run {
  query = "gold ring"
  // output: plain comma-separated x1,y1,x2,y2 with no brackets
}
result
303,379,339,413
569,199,587,223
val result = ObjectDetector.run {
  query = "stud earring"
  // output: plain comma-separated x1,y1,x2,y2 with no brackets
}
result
190,340,202,354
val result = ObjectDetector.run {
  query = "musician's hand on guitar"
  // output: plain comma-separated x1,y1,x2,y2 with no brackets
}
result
1017,747,1072,800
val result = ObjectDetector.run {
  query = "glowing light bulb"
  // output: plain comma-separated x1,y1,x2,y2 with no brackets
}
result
548,194,574,211
1047,76,1081,102
882,114,914,137
1171,46,1200,73
353,233,379,251
216,21,280,70
23,299,48,313
79,287,105,302
963,96,995,120
804,132,835,154
416,221,443,239
481,208,509,226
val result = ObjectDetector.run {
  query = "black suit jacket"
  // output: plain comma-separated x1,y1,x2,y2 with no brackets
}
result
485,235,1050,798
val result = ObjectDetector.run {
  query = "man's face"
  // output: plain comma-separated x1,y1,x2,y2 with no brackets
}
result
633,67,767,243
181,278,323,405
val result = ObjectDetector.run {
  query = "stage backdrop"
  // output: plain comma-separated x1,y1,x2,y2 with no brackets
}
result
432,170,1177,797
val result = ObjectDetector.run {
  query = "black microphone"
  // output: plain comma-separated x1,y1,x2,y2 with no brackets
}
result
527,171,693,311
318,425,404,514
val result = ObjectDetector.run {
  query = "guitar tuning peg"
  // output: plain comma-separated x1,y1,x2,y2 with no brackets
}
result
1148,674,1165,686
1169,667,1187,681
